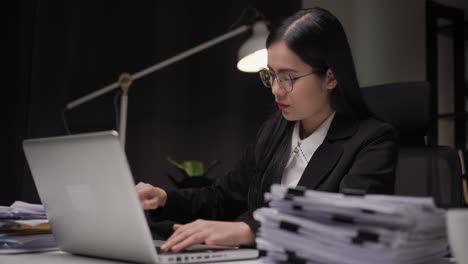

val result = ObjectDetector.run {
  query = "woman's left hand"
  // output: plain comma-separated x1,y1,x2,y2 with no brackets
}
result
160,220,255,253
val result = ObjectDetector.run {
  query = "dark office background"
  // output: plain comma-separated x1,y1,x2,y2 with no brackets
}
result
4,1,302,205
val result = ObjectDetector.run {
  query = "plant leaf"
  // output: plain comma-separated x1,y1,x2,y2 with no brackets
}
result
182,160,204,176
167,157,185,170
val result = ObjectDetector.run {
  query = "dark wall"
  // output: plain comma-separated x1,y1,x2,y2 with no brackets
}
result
4,1,301,205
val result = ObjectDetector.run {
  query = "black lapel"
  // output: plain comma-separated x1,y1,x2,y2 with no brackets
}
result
297,140,343,189
297,114,358,189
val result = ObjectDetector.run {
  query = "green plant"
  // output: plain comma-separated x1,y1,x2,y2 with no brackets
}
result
165,157,222,188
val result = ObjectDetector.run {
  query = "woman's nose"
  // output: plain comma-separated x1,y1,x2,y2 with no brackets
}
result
271,80,285,97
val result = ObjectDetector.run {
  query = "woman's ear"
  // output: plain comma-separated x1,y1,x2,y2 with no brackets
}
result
325,69,337,90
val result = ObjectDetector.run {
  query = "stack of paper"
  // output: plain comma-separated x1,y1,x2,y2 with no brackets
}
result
0,233,57,254
254,184,448,264
0,201,57,253
1,201,50,234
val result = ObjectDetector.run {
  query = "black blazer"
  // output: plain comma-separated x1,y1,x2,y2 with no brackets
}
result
150,111,398,232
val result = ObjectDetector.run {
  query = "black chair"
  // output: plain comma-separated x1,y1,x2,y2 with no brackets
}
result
362,81,464,208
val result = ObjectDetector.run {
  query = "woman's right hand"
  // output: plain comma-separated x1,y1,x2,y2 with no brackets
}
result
135,182,168,210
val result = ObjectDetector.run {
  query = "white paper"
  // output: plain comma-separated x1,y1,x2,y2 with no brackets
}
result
0,201,47,221
10,201,45,214
0,234,58,254
13,219,49,227
254,184,450,264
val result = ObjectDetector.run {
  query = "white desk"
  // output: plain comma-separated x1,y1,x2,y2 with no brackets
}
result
0,251,456,264
0,251,261,264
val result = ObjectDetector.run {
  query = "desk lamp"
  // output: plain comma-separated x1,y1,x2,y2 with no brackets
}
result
65,19,268,147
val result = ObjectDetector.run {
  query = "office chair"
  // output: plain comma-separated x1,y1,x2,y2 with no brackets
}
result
361,81,464,208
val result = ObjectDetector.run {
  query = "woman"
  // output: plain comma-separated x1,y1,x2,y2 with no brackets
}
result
136,7,398,253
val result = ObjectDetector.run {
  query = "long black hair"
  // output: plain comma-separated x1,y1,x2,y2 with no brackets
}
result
248,7,372,211
266,7,371,119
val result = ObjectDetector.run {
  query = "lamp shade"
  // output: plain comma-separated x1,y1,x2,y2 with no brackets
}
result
237,21,268,73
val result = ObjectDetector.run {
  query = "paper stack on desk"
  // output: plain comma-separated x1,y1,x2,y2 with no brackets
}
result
0,201,57,253
253,184,449,264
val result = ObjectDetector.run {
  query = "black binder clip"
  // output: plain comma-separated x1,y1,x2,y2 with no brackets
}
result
292,204,303,211
287,186,307,196
356,230,380,242
342,188,366,196
331,214,355,224
279,221,299,233
287,254,306,264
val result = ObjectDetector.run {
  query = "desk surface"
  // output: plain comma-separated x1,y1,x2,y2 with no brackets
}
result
0,251,456,264
0,251,261,264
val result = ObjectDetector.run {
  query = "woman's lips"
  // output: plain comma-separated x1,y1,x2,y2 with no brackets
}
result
277,102,290,110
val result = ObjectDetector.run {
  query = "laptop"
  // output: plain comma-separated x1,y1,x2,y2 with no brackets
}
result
22,130,259,263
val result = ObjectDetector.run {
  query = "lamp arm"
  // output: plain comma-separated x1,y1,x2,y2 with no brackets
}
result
118,73,132,147
133,25,249,80
65,25,250,110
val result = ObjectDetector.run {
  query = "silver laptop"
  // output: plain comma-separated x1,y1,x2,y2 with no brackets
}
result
22,131,259,263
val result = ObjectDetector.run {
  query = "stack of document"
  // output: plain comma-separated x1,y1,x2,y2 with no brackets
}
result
0,201,57,253
1,201,49,233
254,184,448,264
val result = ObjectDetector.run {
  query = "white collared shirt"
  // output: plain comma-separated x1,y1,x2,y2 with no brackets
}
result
281,112,336,187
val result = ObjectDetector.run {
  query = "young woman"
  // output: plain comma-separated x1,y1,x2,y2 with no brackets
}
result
136,7,398,253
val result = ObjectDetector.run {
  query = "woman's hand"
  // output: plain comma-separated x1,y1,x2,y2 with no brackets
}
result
160,220,255,253
135,182,167,210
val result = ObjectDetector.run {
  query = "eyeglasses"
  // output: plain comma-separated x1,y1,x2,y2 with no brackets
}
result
258,67,321,93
